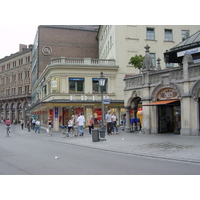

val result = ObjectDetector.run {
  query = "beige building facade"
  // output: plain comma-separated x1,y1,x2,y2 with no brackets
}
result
31,57,121,131
123,30,200,136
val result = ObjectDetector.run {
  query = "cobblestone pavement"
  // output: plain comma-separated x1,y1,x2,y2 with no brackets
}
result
3,124,200,163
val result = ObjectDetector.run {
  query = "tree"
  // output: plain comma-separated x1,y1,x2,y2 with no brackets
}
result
128,54,144,70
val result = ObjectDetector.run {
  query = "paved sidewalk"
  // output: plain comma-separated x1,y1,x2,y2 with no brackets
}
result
4,124,200,163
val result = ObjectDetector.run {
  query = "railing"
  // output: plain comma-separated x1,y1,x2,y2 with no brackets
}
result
49,57,116,66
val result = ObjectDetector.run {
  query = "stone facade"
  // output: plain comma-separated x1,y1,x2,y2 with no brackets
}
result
0,44,32,123
124,46,200,136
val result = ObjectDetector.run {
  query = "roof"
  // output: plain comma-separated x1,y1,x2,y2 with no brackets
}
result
38,25,99,32
171,30,200,51
164,30,200,63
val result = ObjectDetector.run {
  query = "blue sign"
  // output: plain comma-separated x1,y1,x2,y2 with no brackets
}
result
55,107,58,118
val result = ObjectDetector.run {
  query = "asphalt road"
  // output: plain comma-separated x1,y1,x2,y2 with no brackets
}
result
1,125,200,175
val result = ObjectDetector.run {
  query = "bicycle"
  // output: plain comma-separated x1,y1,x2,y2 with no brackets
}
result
5,125,11,137
60,126,69,138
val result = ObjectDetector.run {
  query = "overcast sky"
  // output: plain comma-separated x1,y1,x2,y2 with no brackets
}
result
1,1,197,60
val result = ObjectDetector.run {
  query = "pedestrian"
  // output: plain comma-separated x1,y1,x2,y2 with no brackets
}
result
20,118,24,130
77,113,85,136
32,118,36,130
67,116,75,137
105,110,112,135
47,118,52,136
111,112,119,134
35,119,40,133
88,115,94,134
122,113,126,131
27,119,31,132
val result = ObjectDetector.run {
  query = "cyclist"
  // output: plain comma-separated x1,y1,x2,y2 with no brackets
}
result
5,118,11,136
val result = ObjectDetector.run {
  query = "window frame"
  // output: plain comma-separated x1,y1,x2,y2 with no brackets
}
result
69,78,85,93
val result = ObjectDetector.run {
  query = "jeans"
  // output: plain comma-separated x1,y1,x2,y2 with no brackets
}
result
78,126,84,136
122,120,126,131
35,125,40,133
112,121,118,133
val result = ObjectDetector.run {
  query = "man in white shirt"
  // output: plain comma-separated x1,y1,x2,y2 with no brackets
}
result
105,110,112,135
77,113,85,136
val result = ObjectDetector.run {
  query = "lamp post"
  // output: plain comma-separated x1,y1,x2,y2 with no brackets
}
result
98,72,106,141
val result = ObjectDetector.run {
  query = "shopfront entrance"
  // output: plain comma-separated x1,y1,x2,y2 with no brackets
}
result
158,104,181,134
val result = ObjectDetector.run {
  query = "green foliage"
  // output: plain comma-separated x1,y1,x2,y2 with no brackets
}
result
128,54,144,70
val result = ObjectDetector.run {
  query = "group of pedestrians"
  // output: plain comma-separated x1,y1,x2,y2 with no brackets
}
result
105,110,120,135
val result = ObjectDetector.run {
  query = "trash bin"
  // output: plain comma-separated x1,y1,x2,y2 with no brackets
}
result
92,129,99,142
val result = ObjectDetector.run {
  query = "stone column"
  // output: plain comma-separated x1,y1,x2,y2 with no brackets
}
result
125,106,131,133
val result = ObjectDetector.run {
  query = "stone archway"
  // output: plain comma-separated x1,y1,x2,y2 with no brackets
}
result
151,83,182,101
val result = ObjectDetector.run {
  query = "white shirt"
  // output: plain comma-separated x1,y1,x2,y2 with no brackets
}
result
106,113,112,123
112,115,117,122
77,115,85,126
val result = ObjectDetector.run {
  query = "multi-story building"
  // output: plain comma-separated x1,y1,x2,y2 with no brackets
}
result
31,25,122,130
97,25,200,98
0,44,32,123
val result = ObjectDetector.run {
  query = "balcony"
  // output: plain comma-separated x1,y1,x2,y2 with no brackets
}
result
49,57,116,66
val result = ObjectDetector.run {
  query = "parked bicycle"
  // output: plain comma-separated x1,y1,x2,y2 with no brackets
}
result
60,126,69,138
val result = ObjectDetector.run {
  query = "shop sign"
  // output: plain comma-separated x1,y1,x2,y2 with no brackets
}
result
177,47,200,57
157,88,178,100
55,107,58,118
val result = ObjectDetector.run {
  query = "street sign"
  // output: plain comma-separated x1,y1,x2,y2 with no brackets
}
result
103,99,112,102
103,102,110,104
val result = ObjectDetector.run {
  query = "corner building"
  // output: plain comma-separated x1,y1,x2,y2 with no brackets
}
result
31,26,123,130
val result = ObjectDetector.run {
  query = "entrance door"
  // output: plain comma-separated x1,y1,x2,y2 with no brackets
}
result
158,106,173,133
158,105,181,134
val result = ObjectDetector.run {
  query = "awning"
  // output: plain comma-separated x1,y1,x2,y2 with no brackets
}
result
143,99,179,106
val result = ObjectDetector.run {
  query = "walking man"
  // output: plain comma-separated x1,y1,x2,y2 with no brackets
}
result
77,113,85,136
105,110,112,135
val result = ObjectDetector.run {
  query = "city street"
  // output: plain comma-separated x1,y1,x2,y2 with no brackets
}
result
1,124,200,175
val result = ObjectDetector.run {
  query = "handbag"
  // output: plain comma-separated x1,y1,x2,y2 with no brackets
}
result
46,128,49,134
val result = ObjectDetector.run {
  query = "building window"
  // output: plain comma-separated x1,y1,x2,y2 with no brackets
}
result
18,73,22,80
25,71,29,78
7,63,10,70
12,75,16,82
146,28,155,40
18,87,22,94
150,53,156,67
164,29,173,41
13,61,16,67
12,88,16,95
182,30,189,41
69,78,84,93
25,85,29,93
6,89,10,96
2,65,5,71
92,78,108,93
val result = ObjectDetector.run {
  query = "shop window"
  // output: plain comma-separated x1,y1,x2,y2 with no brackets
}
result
92,78,108,93
69,78,84,93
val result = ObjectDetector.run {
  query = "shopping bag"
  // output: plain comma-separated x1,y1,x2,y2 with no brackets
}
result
46,128,49,134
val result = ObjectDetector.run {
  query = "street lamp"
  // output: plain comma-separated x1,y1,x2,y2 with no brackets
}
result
98,72,106,141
